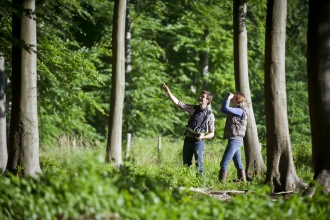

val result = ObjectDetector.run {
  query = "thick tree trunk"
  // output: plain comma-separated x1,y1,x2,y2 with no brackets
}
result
0,55,7,173
305,0,330,196
7,0,23,175
233,0,266,179
20,0,41,177
264,0,306,192
106,0,127,166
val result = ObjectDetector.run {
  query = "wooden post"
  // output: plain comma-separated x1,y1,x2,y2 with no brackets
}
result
158,137,161,152
126,133,131,158
72,137,77,150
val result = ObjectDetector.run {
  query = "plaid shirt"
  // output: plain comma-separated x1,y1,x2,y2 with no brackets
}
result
176,101,215,133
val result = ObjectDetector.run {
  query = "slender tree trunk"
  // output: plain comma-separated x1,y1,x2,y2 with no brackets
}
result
0,55,7,173
201,29,209,90
125,0,132,75
7,0,23,175
124,0,133,135
233,0,266,178
264,0,306,192
20,0,41,176
106,0,127,166
304,0,330,197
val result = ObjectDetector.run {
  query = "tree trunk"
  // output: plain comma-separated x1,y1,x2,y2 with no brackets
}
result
305,0,330,196
20,0,41,177
233,0,266,179
7,0,23,176
125,0,132,75
201,29,209,90
106,0,127,166
264,0,306,192
124,0,133,135
0,55,7,173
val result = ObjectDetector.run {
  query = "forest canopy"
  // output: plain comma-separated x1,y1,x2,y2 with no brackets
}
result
0,0,310,146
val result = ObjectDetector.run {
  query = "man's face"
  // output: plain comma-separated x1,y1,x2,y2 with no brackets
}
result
199,93,209,105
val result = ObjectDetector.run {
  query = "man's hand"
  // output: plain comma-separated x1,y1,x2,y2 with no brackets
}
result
199,132,214,140
163,84,170,94
196,134,204,141
163,84,179,104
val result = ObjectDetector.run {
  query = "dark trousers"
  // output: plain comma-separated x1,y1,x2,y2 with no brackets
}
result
182,139,205,174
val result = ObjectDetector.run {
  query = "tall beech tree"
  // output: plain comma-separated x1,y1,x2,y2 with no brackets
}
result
20,0,41,176
264,0,306,192
305,0,330,196
0,55,7,173
106,0,127,166
7,0,23,175
233,0,266,179
7,0,41,177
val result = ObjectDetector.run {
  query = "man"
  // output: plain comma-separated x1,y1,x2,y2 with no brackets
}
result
162,84,215,175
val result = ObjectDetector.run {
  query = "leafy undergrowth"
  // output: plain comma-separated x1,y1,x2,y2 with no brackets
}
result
0,149,329,220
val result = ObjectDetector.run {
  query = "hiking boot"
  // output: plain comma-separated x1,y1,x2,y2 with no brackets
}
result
218,169,228,182
237,169,246,182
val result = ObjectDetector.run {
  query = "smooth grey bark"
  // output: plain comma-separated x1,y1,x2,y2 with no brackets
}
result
304,0,330,197
264,0,306,192
20,0,41,177
0,55,7,173
233,0,266,178
106,0,127,166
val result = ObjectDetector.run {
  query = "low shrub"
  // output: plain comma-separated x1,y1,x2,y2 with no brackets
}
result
0,138,328,219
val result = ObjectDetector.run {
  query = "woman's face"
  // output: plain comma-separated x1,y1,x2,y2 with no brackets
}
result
231,95,238,105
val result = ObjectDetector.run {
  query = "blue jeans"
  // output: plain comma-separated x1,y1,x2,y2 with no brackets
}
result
220,139,244,171
183,139,204,174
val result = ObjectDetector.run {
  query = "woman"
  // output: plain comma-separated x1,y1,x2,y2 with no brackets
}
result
218,92,249,182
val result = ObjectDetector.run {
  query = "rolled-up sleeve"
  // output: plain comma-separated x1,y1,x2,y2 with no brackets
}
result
176,101,195,115
208,114,215,133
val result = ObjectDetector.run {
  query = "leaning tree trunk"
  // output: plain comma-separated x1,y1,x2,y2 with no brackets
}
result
233,0,266,179
264,0,306,192
106,0,127,166
304,0,330,197
20,0,41,177
0,55,7,173
7,0,23,176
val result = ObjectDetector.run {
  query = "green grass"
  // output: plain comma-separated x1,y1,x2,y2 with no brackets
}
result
127,137,264,190
0,136,328,219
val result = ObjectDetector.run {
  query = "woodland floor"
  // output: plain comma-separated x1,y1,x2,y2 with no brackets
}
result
183,187,294,201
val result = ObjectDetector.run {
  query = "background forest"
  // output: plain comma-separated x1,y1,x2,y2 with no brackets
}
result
2,0,327,219
1,0,310,146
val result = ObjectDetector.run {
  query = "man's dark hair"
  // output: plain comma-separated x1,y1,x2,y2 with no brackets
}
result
202,90,213,105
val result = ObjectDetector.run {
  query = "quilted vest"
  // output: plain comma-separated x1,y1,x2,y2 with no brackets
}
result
223,104,248,139
187,105,212,134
